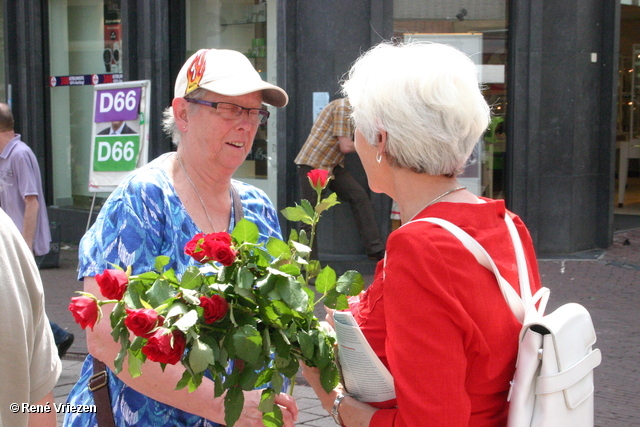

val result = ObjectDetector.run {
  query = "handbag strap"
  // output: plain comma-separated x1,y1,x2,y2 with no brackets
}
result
231,184,244,225
89,357,116,427
405,216,549,324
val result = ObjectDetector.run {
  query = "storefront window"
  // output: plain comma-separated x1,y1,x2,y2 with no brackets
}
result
393,1,508,199
186,0,279,203
48,0,124,208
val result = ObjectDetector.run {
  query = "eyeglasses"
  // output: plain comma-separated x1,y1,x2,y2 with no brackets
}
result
185,98,270,125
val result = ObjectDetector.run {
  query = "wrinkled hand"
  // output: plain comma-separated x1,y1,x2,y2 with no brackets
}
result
324,306,336,329
299,361,339,412
232,389,298,427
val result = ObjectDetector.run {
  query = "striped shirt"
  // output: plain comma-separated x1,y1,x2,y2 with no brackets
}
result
294,98,353,171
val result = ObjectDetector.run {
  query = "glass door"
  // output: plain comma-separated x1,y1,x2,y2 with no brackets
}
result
49,0,123,208
186,0,279,203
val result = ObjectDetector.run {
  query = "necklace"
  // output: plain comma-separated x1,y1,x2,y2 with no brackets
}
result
425,186,467,208
176,153,217,232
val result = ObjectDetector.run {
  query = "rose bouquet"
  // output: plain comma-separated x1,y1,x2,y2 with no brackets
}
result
69,169,363,427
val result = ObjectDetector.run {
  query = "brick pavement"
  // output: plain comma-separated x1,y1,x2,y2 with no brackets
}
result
42,229,640,426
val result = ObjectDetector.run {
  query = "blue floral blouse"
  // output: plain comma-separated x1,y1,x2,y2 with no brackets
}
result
64,153,285,427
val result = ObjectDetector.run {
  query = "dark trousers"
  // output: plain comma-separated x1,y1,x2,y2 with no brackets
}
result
297,164,384,257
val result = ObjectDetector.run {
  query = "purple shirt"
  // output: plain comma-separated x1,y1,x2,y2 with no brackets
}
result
0,135,51,255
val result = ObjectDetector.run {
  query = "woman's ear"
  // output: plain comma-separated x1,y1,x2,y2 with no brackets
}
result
378,129,388,153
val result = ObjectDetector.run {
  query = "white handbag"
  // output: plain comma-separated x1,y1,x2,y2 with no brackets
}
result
411,216,602,427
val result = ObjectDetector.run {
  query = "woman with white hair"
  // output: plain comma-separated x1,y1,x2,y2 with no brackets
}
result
301,42,542,426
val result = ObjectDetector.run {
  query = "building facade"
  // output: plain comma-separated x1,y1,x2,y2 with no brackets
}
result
0,0,623,257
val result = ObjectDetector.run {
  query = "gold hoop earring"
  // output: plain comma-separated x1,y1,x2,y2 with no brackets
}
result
376,152,382,164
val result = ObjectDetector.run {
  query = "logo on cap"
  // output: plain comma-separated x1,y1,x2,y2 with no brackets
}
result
186,50,207,94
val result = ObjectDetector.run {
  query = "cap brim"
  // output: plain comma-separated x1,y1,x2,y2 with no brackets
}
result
198,77,288,108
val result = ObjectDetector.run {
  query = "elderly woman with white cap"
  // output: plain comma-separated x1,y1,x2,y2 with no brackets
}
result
64,49,297,427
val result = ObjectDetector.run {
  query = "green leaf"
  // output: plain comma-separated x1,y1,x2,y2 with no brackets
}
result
129,336,145,353
280,205,310,223
232,218,260,244
258,388,276,413
306,259,321,278
255,367,274,388
173,310,199,333
270,370,284,394
300,199,315,218
145,279,175,307
181,288,200,305
297,229,310,246
324,289,349,310
114,344,127,374
319,361,340,393
166,301,188,319
278,263,301,277
239,365,261,390
180,266,203,290
127,349,143,378
176,369,192,391
237,266,255,289
315,192,340,214
297,330,315,360
275,277,308,312
336,270,365,296
232,325,263,366
315,266,337,293
266,237,291,259
154,255,170,272
189,339,215,374
123,280,147,309
224,386,244,427
262,405,284,427
271,329,291,356
290,240,310,258
288,228,299,242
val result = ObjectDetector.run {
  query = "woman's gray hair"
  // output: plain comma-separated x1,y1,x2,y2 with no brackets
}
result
341,42,491,176
162,88,208,146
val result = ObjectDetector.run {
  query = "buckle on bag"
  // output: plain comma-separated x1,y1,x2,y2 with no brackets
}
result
89,370,108,392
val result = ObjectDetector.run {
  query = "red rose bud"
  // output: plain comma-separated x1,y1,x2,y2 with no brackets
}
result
199,295,229,324
200,233,237,266
185,232,207,262
307,169,329,190
95,269,128,300
69,296,100,330
141,328,186,365
125,308,164,338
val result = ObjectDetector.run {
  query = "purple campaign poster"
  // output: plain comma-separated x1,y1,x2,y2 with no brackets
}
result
94,87,141,123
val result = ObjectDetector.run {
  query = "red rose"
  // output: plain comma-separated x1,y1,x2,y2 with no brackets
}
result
199,295,229,324
185,233,207,263
141,328,186,365
307,169,329,190
69,296,100,330
95,269,128,300
200,232,237,266
125,308,164,338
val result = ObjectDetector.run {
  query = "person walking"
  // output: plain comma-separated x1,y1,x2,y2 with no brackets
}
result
295,97,385,260
0,102,74,358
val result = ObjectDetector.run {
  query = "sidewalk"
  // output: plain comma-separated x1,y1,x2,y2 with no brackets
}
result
43,229,640,426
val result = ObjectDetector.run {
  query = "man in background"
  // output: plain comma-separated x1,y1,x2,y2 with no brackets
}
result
295,97,385,260
0,103,74,357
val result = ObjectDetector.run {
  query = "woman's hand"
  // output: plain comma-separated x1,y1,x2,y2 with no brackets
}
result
300,362,377,427
232,390,298,427
325,306,336,329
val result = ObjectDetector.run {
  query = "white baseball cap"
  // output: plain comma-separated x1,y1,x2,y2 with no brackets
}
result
174,48,288,108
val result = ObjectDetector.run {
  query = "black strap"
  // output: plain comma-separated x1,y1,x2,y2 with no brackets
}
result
231,184,244,224
89,358,116,427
